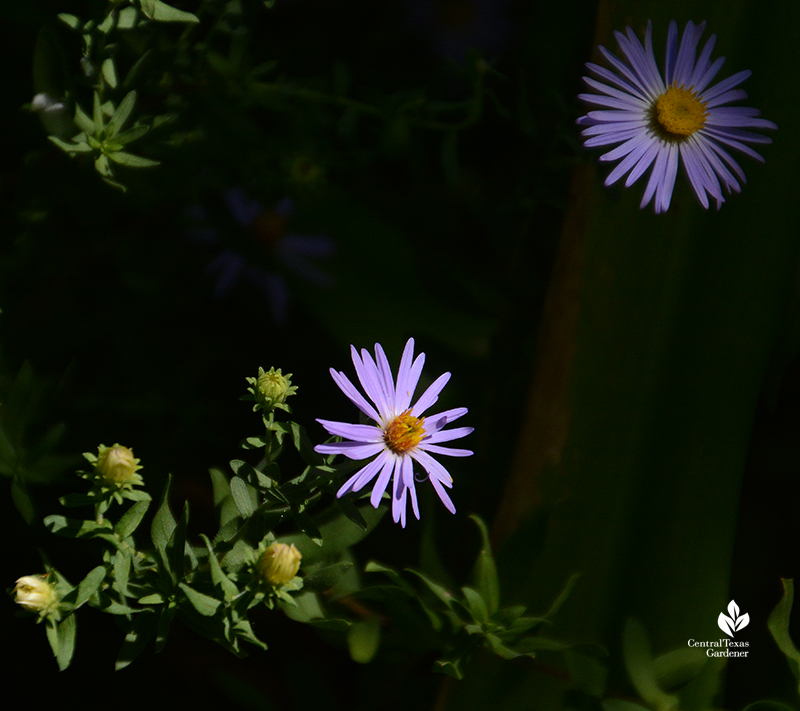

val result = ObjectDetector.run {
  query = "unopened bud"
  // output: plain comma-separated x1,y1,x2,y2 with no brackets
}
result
14,575,58,617
257,543,302,586
94,444,142,486
253,367,297,410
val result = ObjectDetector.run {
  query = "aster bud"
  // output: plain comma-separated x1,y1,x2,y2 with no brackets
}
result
249,367,297,411
14,575,59,617
257,543,302,586
94,443,142,486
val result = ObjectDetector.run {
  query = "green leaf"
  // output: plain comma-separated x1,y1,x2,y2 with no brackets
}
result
46,614,77,671
116,612,157,670
107,150,160,168
73,565,107,608
94,153,113,178
57,13,81,29
118,7,140,30
44,514,112,538
138,593,165,605
348,618,381,663
768,578,800,692
462,586,489,624
106,91,136,137
155,608,176,652
101,58,117,88
151,473,176,551
113,547,132,595
92,91,104,132
200,534,239,601
140,0,199,23
290,422,325,465
113,125,149,146
470,514,499,616
290,504,323,546
405,568,456,609
48,136,92,154
58,492,96,507
179,583,221,617
623,619,679,711
230,475,256,516
115,499,150,539
302,562,354,592
542,572,580,620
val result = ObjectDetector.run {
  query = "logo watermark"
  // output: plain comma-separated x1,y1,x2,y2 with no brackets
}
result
687,600,750,658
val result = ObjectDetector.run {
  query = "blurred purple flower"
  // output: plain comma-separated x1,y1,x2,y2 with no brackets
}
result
187,188,334,324
408,0,512,64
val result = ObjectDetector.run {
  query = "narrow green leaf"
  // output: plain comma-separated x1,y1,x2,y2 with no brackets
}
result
49,136,92,153
101,58,117,88
73,565,106,608
44,514,112,538
115,499,150,539
113,547,132,595
113,125,149,146
141,0,199,23
151,473,176,551
470,514,499,616
179,583,222,617
116,611,157,670
200,534,238,601
92,91,104,132
155,604,176,653
542,572,580,619
405,568,456,609
48,614,77,671
107,150,160,168
94,153,113,178
462,586,489,624
290,504,322,546
230,476,255,516
138,593,165,605
106,91,136,137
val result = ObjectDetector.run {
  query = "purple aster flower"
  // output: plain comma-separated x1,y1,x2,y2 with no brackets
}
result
315,339,473,528
577,20,777,213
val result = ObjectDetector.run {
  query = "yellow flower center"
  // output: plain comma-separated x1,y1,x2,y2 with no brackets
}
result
654,84,708,137
383,411,425,454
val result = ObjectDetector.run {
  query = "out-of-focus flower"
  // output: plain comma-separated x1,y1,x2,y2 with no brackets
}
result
257,543,302,586
14,575,59,618
93,443,143,488
31,93,75,140
315,339,472,527
187,189,334,324
408,0,512,64
577,20,776,213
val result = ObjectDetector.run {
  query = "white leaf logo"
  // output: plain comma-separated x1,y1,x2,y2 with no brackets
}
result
718,600,750,637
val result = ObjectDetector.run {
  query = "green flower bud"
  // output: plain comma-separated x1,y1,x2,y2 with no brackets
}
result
14,575,59,617
257,543,302,586
94,443,142,487
250,367,297,411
